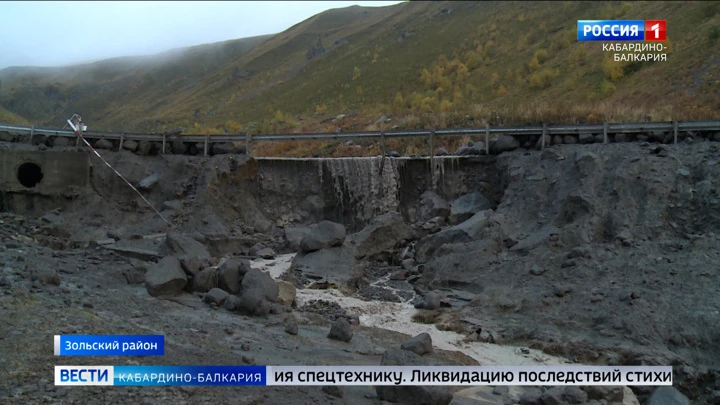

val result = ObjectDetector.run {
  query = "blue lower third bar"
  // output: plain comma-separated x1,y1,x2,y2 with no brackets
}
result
54,366,266,386
114,366,267,386
54,335,164,356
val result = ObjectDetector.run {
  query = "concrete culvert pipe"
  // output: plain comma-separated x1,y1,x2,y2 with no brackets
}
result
17,162,44,188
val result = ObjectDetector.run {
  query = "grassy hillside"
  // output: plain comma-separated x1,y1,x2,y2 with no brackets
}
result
0,106,29,126
1,1,719,148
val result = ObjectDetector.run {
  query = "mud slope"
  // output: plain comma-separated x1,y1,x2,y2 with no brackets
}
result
419,141,720,386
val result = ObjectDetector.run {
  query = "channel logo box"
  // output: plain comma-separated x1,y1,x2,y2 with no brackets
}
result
577,20,666,41
55,366,114,386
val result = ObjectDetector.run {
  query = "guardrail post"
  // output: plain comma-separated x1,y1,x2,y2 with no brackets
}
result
485,123,490,155
75,132,80,146
204,134,209,157
245,133,251,155
541,123,547,149
673,120,678,145
162,134,166,154
429,129,435,159
381,131,386,157
603,122,608,144
119,133,125,151
29,125,34,144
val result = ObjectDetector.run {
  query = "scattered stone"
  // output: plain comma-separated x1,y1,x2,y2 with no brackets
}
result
241,269,278,302
233,291,270,317
541,386,565,405
390,270,408,280
218,258,250,294
95,139,113,149
567,246,591,259
615,133,630,142
449,192,491,224
416,190,451,223
349,211,413,260
540,148,564,161
583,386,624,402
191,267,218,293
164,232,211,275
579,133,595,144
223,295,241,311
529,265,546,276
518,387,543,405
136,141,153,155
204,288,229,306
553,285,572,297
145,256,187,297
34,268,61,286
285,227,312,251
563,386,588,404
256,247,276,259
376,349,453,405
284,318,298,335
276,280,296,306
676,168,691,177
299,221,346,252
415,292,441,310
535,134,551,149
490,135,520,154
328,318,353,342
401,332,433,356
387,150,401,157
322,385,344,398
118,140,137,153
646,386,690,405
436,147,448,156
401,258,416,270
563,135,578,144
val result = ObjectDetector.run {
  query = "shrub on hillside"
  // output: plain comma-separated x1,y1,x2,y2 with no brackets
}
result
529,68,559,89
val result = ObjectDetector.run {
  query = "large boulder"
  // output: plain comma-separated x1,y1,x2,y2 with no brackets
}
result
375,349,453,405
415,210,491,263
289,246,357,286
401,333,433,356
217,258,250,294
646,387,690,405
212,142,245,155
449,192,491,225
164,232,212,275
490,135,520,154
204,288,229,306
233,291,271,317
276,280,296,306
348,211,413,260
191,267,218,293
299,221,346,252
240,269,279,303
145,256,187,297
285,227,312,251
415,191,451,224
328,318,353,342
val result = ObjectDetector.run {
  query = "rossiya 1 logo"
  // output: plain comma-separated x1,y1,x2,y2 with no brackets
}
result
577,20,668,62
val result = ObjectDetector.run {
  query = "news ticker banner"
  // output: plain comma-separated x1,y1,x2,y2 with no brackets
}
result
55,365,673,387
54,335,164,356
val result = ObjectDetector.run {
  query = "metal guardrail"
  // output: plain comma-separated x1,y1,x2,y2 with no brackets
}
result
1,120,718,156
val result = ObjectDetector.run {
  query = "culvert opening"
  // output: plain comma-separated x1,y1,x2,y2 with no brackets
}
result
17,162,44,188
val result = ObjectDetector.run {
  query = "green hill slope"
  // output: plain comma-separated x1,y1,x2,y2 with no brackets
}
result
0,105,29,126
1,1,719,135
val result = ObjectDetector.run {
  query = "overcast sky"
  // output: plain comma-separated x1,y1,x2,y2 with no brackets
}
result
0,1,404,69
